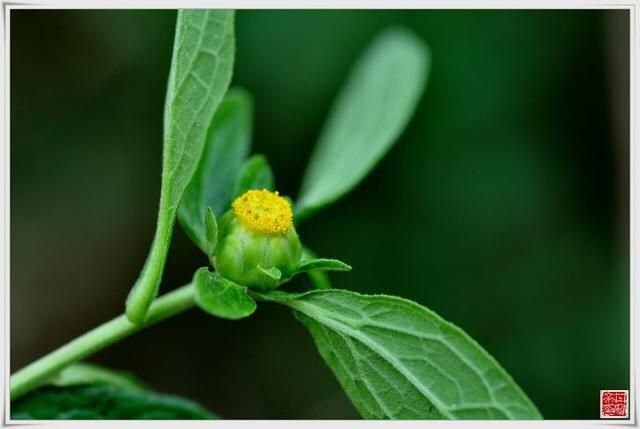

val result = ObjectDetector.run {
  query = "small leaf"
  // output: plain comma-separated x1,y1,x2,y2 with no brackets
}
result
260,290,542,420
11,385,216,420
232,154,275,199
292,258,351,276
126,10,236,324
194,267,256,320
46,363,144,393
179,89,253,252
205,207,218,257
257,265,282,281
296,28,430,220
302,247,332,290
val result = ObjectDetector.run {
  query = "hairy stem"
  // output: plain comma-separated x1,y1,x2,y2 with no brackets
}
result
125,206,176,324
10,284,196,401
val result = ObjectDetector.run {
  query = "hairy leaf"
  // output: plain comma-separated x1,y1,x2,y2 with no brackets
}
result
296,28,429,220
179,89,252,252
194,267,256,320
11,385,216,420
127,10,235,324
261,290,542,420
232,154,275,199
292,258,351,276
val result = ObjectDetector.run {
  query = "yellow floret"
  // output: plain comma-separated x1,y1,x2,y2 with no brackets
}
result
232,189,293,235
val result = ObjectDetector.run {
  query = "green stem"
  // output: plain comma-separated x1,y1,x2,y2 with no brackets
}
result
125,207,176,324
11,284,196,401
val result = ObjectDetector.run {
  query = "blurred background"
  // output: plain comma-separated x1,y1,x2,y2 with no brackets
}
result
11,10,629,419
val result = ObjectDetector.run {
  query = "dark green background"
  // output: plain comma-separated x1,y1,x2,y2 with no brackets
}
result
11,10,629,419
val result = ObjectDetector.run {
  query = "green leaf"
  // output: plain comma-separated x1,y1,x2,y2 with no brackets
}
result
194,267,256,320
301,247,332,290
45,363,144,392
261,289,542,420
11,385,216,420
205,207,218,257
232,154,275,199
292,258,351,276
179,89,253,252
126,10,236,324
257,265,282,281
296,28,430,220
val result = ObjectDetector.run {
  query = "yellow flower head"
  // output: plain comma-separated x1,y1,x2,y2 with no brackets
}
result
232,189,293,235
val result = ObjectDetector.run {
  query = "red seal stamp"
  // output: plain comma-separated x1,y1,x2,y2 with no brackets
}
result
600,390,629,418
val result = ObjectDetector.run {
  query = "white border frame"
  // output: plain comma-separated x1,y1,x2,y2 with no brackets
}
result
0,2,636,428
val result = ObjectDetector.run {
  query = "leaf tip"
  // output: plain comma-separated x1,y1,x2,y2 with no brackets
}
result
257,265,282,281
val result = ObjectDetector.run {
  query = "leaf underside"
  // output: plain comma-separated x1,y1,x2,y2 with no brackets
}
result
267,290,542,420
163,10,236,209
126,10,235,324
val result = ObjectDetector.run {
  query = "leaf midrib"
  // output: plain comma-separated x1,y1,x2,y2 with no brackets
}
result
303,296,498,402
290,298,525,420
304,293,542,416
290,299,458,419
166,11,230,194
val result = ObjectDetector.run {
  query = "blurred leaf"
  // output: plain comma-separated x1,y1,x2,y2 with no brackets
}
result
204,207,218,257
260,289,542,420
46,363,144,392
194,268,256,320
232,154,275,199
11,385,216,420
179,89,253,252
296,28,429,219
127,10,235,324
292,258,351,275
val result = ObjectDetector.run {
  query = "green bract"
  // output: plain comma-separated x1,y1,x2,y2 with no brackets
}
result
214,206,303,290
208,189,350,291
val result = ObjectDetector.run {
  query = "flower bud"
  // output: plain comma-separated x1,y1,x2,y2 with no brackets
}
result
214,189,302,290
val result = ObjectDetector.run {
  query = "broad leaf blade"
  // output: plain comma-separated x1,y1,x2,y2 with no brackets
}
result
11,385,216,420
194,268,256,320
232,154,275,199
296,28,429,220
163,10,236,204
126,10,235,324
178,89,253,252
266,290,541,420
